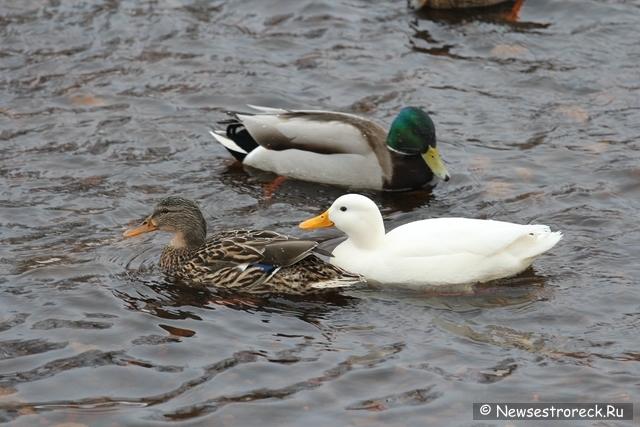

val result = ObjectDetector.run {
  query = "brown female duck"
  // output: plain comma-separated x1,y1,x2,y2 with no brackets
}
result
123,196,364,295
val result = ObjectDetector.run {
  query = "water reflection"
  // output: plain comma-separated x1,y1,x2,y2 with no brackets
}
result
114,275,360,322
218,162,440,218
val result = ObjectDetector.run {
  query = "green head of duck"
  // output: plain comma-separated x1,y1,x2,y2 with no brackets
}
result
387,107,450,182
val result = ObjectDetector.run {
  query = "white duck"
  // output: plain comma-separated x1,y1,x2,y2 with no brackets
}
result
210,105,450,191
299,194,562,287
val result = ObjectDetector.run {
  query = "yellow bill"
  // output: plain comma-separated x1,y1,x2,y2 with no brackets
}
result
422,146,450,182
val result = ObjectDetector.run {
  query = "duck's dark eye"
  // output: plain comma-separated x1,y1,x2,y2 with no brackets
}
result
340,206,347,212
161,208,169,214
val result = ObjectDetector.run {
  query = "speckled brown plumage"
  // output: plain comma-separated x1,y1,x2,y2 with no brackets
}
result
123,197,364,295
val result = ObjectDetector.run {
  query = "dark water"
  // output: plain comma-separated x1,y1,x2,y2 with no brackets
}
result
1,0,640,425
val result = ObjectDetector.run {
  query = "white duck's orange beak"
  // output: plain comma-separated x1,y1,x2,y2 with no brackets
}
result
299,210,334,230
123,216,158,237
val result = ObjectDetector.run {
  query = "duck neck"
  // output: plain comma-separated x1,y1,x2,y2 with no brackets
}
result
347,216,386,251
160,225,206,271
169,228,205,249
160,245,194,270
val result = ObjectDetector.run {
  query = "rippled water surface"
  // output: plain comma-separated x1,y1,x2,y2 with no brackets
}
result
2,0,640,425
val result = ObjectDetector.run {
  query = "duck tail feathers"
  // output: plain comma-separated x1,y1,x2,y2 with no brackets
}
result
311,275,365,289
209,130,249,161
511,226,563,259
210,114,262,161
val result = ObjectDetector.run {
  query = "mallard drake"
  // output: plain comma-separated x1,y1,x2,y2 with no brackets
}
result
210,105,450,191
123,196,364,295
300,194,562,288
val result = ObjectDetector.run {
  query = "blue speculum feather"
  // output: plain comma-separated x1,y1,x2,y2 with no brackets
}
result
251,263,277,272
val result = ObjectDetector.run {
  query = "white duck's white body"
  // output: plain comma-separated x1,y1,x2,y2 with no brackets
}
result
300,194,562,287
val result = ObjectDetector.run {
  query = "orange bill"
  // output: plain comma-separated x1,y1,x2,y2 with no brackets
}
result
123,216,158,237
299,210,334,230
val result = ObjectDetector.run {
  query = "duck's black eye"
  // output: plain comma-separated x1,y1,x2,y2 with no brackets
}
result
340,206,347,212
161,208,169,214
